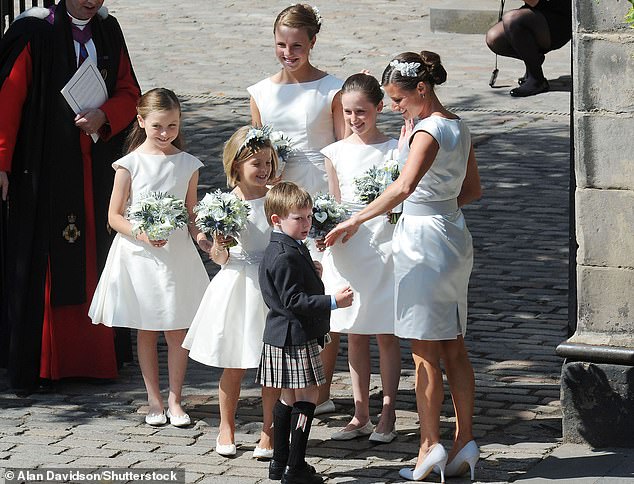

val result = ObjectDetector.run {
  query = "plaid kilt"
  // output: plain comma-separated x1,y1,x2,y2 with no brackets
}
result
256,339,326,389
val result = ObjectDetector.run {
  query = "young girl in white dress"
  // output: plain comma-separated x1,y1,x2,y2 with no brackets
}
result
248,4,347,412
321,74,401,443
89,88,211,427
326,52,483,482
183,126,279,459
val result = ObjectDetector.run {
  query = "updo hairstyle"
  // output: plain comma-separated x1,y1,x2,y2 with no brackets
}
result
381,50,447,91
341,73,384,106
274,4,322,39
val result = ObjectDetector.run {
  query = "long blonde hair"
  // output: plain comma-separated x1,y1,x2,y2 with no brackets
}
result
124,88,184,153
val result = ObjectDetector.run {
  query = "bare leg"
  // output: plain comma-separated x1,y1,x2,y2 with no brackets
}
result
218,368,246,445
137,330,163,414
164,329,189,416
317,332,340,405
441,336,475,463
375,334,401,434
410,339,444,468
344,333,371,429
260,386,281,450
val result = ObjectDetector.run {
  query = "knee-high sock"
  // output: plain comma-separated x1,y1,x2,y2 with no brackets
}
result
273,400,293,464
287,401,316,468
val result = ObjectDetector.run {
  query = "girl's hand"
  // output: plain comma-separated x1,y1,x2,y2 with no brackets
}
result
137,232,167,248
398,118,415,152
197,237,214,255
314,238,327,252
324,215,360,246
312,260,323,278
214,234,236,248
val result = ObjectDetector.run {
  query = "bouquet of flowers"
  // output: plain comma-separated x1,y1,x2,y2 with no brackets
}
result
127,191,189,241
309,192,349,239
269,129,294,177
353,155,402,224
193,189,251,247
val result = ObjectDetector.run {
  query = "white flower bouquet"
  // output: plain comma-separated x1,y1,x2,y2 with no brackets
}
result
353,156,402,224
309,192,349,239
127,191,189,241
193,189,251,247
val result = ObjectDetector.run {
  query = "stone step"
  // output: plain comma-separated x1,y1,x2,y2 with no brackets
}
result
428,0,523,34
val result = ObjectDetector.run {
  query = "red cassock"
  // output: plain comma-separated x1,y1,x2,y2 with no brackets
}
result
0,30,139,384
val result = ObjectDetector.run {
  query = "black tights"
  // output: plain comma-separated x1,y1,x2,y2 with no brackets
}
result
486,8,551,82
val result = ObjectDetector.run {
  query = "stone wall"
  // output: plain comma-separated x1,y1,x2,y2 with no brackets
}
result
559,0,634,447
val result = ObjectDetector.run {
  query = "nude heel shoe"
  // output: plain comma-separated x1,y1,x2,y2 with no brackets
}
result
399,442,448,482
445,440,479,480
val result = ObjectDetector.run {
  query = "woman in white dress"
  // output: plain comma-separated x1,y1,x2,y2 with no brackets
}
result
89,88,211,428
248,3,347,412
183,126,278,459
321,74,401,443
326,52,483,482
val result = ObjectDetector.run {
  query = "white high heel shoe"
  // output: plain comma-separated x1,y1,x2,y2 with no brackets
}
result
399,443,448,482
445,440,479,480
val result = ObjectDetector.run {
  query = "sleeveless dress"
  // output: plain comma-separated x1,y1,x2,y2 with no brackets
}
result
320,139,399,334
394,116,473,341
183,196,271,369
89,151,209,331
247,74,343,196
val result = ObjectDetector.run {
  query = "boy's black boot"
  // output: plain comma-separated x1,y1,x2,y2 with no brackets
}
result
269,400,293,480
281,463,322,484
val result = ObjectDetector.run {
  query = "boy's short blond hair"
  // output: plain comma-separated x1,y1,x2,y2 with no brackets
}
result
264,181,313,226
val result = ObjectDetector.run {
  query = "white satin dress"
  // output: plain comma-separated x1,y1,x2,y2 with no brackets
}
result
183,196,271,369
394,116,474,341
247,74,343,196
320,138,399,334
89,152,209,331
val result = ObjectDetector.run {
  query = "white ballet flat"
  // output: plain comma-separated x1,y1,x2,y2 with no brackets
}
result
445,440,479,479
166,409,191,427
215,435,236,457
145,410,167,426
314,399,336,416
369,429,397,443
252,446,274,459
399,443,447,482
330,420,373,440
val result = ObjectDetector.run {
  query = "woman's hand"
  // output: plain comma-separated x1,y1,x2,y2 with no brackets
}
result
314,237,327,252
0,171,8,201
214,233,236,248
398,118,415,152
324,215,360,246
312,260,323,278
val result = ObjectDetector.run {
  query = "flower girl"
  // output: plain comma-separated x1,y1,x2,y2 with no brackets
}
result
183,126,279,458
89,88,210,427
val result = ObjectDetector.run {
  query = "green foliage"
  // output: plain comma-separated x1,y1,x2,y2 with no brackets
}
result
626,0,634,28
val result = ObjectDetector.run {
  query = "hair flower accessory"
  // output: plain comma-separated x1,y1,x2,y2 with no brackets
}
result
390,60,421,78
311,6,322,26
241,125,273,151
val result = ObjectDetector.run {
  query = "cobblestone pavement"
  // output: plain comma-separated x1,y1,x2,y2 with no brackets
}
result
1,1,572,483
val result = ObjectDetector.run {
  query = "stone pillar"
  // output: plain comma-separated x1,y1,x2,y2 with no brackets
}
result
556,1,634,447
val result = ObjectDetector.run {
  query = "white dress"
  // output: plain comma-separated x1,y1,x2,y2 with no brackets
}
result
320,138,399,334
89,151,209,331
247,74,343,196
183,196,271,369
394,115,474,341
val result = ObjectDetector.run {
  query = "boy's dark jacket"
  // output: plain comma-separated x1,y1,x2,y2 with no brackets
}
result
258,231,331,347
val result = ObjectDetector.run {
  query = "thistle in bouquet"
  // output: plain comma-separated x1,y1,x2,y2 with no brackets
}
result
127,191,189,241
269,129,294,177
193,189,251,248
309,193,349,240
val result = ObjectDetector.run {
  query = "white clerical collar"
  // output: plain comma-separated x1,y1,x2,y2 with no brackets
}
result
68,12,90,27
